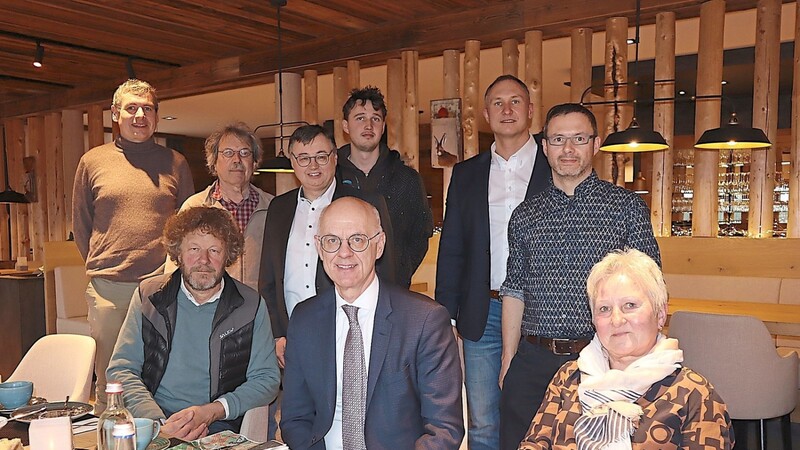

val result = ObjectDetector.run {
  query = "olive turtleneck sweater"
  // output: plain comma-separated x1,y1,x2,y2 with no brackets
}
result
72,137,195,282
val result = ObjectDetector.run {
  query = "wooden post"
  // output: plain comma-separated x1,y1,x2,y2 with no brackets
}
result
652,12,676,237
525,31,544,134
275,72,302,195
5,119,26,259
26,116,47,261
749,0,780,238
303,70,318,125
502,39,519,77
789,0,800,238
44,112,66,241
62,110,83,235
0,124,6,261
571,28,593,104
87,104,105,150
463,40,480,160
401,50,419,170
442,49,461,204
386,58,403,152
347,60,360,91
333,66,349,147
692,0,725,237
602,17,629,185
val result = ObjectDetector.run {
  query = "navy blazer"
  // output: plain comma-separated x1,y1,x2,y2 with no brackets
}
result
258,183,397,338
435,133,551,341
280,280,464,449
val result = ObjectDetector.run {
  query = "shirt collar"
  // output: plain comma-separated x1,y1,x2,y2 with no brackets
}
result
335,275,380,314
211,180,257,204
490,134,536,168
179,274,225,307
298,178,336,206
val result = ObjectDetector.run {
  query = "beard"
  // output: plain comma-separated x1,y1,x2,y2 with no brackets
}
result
183,264,224,292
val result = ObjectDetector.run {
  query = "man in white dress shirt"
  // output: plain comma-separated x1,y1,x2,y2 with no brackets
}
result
281,197,463,449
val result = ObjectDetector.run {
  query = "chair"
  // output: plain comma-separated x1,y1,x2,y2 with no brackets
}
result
240,405,269,442
7,334,96,403
668,311,798,450
54,265,91,335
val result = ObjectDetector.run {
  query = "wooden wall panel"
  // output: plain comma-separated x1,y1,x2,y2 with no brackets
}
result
303,70,318,125
347,60,360,90
44,112,66,241
790,0,800,238
0,124,7,260
87,104,105,150
25,116,47,262
62,110,84,235
5,119,26,260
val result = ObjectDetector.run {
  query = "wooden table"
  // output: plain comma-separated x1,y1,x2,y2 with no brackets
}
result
667,298,800,337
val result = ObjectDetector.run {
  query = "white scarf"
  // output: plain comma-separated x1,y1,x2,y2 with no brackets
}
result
573,334,683,450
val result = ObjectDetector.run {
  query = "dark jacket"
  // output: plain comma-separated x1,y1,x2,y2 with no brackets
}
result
140,270,259,402
337,143,433,286
435,133,552,341
258,182,398,338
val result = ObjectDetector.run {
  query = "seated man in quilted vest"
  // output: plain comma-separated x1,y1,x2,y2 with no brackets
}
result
108,206,280,440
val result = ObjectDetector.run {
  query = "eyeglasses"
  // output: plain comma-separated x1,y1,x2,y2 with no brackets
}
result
291,150,335,167
220,148,253,159
545,134,596,147
317,231,382,253
123,104,157,114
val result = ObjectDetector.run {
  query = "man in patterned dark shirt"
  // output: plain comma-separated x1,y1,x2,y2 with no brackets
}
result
497,103,661,450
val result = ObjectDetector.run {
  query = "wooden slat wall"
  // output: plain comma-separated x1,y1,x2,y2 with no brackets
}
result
5,119,25,259
44,112,66,241
62,110,84,235
26,116,47,261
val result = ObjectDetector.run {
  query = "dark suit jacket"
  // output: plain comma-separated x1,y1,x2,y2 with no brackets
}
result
258,182,397,338
435,133,551,341
280,280,464,449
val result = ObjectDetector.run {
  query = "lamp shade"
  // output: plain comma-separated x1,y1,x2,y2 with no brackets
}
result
0,188,30,204
256,153,294,173
600,121,668,152
694,124,771,149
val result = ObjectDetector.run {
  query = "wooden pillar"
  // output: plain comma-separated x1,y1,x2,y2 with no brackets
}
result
401,50,419,170
275,72,302,195
44,112,66,242
0,124,6,261
789,0,800,238
463,40,481,160
303,70,318,125
387,58,403,152
62,110,83,235
749,0,780,238
347,60,360,91
442,49,461,204
692,0,725,237
502,39,519,77
525,31,544,133
571,28,593,104
5,119,26,259
26,116,47,261
333,66,349,147
652,13,676,237
87,104,105,150
601,17,629,184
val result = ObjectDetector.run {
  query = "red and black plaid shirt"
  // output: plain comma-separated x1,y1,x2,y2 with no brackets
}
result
212,182,259,232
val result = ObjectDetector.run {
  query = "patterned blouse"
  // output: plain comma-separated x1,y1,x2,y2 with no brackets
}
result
519,361,734,450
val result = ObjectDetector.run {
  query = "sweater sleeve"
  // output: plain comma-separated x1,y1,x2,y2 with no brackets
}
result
216,298,281,419
71,158,93,262
106,289,166,420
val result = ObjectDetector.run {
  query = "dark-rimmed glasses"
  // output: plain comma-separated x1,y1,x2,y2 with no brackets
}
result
317,231,382,253
291,150,335,167
545,134,596,147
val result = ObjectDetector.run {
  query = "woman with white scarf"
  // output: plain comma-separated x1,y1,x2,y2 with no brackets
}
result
518,249,733,450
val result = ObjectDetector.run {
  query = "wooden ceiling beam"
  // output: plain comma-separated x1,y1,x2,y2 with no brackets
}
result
0,0,780,119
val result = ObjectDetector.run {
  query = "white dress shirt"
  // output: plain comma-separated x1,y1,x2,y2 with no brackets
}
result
284,181,336,317
323,276,380,450
488,135,537,290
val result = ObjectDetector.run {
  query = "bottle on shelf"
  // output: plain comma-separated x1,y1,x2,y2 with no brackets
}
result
97,381,136,450
110,421,136,450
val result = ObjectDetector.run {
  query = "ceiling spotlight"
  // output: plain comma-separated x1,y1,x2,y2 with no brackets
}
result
162,116,177,120
626,38,636,44
33,42,44,68
678,90,686,95
721,80,728,85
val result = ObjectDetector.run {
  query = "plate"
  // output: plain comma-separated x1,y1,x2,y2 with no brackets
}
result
147,436,170,450
0,416,7,430
0,396,46,414
11,401,92,422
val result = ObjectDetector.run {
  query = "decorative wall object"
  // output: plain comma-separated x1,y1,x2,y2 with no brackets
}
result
430,98,462,168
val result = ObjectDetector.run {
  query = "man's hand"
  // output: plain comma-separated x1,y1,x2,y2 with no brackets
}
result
275,337,287,369
162,402,225,441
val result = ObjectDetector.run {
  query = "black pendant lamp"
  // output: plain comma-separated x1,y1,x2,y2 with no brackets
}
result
600,118,669,152
694,112,771,149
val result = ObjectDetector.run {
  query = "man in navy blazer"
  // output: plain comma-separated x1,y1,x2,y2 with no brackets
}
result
435,75,551,450
281,197,464,450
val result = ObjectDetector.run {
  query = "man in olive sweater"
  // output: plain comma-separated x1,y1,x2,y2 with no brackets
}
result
72,79,195,413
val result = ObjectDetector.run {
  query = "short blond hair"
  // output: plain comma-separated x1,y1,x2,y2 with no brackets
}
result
112,79,158,110
586,248,667,316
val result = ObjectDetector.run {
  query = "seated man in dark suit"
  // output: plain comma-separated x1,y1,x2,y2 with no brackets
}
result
108,206,280,440
281,197,464,449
